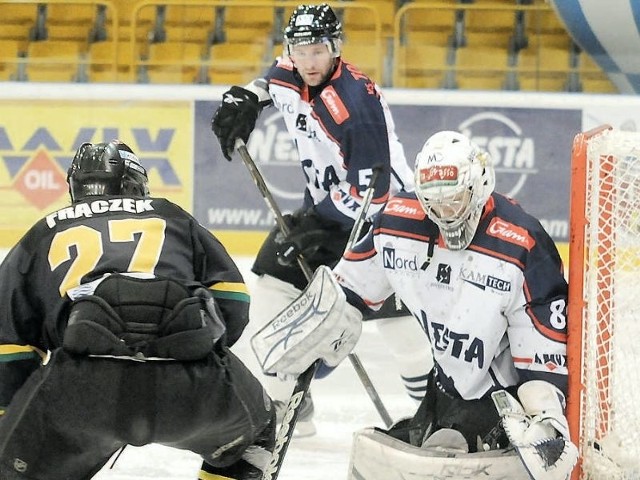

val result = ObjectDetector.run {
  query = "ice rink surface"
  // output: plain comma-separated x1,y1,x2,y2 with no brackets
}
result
0,250,417,480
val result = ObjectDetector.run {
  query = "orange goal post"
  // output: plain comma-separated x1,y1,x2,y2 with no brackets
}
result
567,125,640,479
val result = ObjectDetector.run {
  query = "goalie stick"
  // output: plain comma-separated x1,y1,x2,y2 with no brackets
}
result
234,139,392,479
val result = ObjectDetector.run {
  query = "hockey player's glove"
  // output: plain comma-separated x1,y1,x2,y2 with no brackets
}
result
492,381,578,480
276,209,347,267
212,86,261,160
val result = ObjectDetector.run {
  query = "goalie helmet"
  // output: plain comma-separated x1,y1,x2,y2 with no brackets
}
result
284,3,343,58
414,131,495,251
67,140,149,203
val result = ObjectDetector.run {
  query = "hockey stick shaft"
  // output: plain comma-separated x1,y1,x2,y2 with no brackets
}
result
342,164,394,429
233,140,392,478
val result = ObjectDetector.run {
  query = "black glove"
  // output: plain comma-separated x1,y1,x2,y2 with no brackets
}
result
211,86,261,161
276,209,346,266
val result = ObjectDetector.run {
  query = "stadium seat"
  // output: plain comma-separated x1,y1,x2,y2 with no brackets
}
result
518,45,571,73
87,40,121,82
394,44,451,88
218,5,275,44
147,4,216,44
341,42,385,84
141,41,204,83
518,75,568,92
25,40,84,82
0,39,23,80
340,0,393,37
401,7,458,40
206,42,264,85
452,45,511,90
44,3,99,41
105,0,156,43
0,4,38,42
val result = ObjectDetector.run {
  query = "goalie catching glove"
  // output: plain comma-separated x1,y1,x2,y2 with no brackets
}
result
212,85,262,160
251,265,362,377
491,380,579,480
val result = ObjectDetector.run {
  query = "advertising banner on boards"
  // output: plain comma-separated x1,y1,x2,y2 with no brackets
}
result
0,100,193,246
194,101,580,243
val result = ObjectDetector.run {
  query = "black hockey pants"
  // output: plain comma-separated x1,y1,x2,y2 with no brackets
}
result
0,348,273,480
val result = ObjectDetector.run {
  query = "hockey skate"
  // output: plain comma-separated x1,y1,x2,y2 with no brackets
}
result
273,391,316,437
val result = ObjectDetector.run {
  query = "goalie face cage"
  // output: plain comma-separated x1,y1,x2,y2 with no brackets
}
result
567,125,640,480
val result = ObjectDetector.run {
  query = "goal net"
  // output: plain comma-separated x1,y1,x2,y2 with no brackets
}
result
567,125,640,480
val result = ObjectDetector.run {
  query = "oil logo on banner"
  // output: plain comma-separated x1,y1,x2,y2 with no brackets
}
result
0,100,192,246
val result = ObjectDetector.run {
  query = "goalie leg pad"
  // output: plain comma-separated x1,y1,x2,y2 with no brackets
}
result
251,265,362,376
348,428,530,480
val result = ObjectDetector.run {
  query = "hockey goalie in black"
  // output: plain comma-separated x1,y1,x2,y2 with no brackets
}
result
0,141,274,480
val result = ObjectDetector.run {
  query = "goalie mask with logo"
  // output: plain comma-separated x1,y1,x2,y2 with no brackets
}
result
414,131,495,251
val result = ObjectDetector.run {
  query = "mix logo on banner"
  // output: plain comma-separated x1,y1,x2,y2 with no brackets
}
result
0,99,193,249
0,127,182,212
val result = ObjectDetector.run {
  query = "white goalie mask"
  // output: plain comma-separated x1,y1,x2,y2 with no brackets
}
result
414,131,495,250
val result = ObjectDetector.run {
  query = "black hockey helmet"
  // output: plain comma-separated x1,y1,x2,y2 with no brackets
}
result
284,3,342,57
67,140,149,202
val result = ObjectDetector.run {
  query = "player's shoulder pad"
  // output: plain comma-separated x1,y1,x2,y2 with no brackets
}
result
371,192,437,242
317,60,383,126
479,193,551,253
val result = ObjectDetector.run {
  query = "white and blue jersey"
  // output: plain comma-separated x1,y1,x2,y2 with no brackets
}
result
334,191,568,400
263,56,414,226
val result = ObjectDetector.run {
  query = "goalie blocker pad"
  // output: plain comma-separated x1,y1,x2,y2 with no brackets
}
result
251,265,362,376
348,428,530,480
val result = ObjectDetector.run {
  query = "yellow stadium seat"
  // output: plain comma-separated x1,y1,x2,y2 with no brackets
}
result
455,73,507,91
518,45,571,73
581,76,618,94
464,7,516,33
341,42,385,83
0,4,37,42
518,75,568,92
0,39,23,80
402,7,457,35
464,30,512,49
25,40,84,82
223,5,274,30
455,46,509,72
525,8,568,36
394,44,450,87
208,42,265,67
135,41,203,84
453,46,511,91
87,40,119,82
158,5,217,44
340,0,394,36
1,4,39,27
105,0,156,42
206,42,263,85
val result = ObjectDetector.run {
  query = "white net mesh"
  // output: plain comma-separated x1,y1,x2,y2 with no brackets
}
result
578,129,640,479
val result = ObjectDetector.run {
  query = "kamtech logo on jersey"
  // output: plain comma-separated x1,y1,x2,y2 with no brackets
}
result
382,246,419,272
0,127,181,211
459,265,511,293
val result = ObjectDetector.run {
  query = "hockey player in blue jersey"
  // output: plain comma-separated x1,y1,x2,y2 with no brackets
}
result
253,131,579,479
211,3,430,435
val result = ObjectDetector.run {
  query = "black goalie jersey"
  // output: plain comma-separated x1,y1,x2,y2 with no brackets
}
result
0,196,250,412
